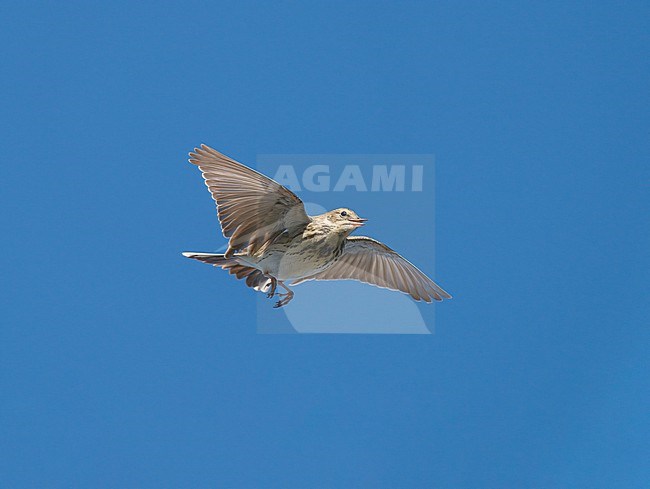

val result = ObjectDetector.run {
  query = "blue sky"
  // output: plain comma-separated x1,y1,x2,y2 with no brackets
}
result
1,1,649,487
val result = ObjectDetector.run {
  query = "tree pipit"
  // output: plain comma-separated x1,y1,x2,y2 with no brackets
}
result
183,145,452,308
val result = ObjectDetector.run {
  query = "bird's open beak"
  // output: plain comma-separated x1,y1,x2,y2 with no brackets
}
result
349,217,368,227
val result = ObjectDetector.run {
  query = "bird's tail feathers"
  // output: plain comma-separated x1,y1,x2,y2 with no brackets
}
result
182,252,230,265
182,252,271,292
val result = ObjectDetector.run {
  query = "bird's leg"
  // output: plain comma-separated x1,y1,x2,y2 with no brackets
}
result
273,282,295,308
265,276,277,298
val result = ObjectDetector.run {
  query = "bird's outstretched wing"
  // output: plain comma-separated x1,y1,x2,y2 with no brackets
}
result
189,144,311,257
293,236,452,302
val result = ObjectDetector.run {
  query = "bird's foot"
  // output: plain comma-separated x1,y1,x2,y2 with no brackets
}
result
273,291,294,308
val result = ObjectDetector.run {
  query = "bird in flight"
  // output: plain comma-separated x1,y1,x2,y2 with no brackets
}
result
183,144,452,307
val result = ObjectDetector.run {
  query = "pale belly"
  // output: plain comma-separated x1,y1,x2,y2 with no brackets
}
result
236,235,344,282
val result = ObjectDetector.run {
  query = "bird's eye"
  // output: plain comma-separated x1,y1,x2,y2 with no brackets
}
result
340,211,348,217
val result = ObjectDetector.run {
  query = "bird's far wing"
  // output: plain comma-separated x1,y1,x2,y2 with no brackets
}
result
189,144,311,257
293,236,452,302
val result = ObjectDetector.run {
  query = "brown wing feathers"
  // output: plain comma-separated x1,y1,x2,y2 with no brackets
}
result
294,236,452,302
188,144,311,257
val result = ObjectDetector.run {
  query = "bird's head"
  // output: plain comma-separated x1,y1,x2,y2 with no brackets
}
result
326,208,368,234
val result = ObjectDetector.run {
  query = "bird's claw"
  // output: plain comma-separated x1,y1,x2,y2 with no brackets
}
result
273,292,293,308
